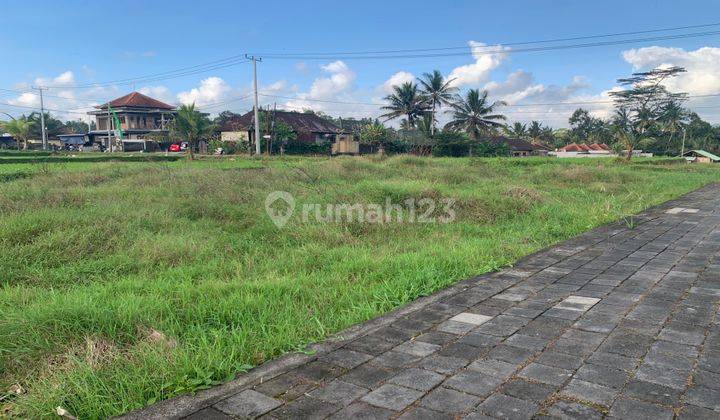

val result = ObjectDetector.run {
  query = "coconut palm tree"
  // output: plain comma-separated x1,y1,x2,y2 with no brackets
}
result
417,70,457,136
660,100,687,154
2,118,33,150
503,122,528,139
381,82,428,129
170,103,216,159
444,89,507,140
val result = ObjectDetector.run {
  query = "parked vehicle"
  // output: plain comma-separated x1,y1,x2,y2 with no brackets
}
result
169,143,181,152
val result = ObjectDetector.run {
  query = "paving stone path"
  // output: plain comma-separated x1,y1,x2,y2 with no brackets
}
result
124,184,720,419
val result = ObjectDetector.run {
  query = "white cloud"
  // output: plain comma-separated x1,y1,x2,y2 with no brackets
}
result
282,60,376,118
177,76,232,106
138,86,174,104
622,46,720,96
378,71,415,94
448,41,509,87
306,60,356,99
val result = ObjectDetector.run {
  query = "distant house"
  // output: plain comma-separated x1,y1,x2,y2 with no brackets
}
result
484,136,547,157
87,92,177,150
0,134,16,149
57,134,88,149
683,150,720,163
218,110,358,155
555,142,613,158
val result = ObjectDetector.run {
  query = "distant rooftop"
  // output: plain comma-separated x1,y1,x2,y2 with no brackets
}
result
96,92,175,110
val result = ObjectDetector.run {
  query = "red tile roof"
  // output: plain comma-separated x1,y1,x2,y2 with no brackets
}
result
559,143,583,152
97,92,175,110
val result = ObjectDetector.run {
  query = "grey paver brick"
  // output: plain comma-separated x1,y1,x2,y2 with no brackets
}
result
396,406,455,420
340,363,396,388
518,363,572,386
309,380,369,406
345,335,397,355
439,342,490,361
609,396,674,420
467,358,517,379
360,384,424,411
476,393,538,420
321,348,374,369
504,333,549,351
394,340,441,357
388,368,445,391
419,387,480,414
487,345,535,365
458,332,502,348
269,395,341,419
417,355,468,374
586,351,638,371
685,386,720,411
214,389,282,417
294,360,344,382
444,370,503,396
560,379,618,407
635,363,691,390
415,331,457,346
574,363,629,389
545,400,604,419
185,407,232,420
500,379,555,402
678,404,720,420
328,401,394,419
374,351,421,368
535,351,584,370
624,379,682,406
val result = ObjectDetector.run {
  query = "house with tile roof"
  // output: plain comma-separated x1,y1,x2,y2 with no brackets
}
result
218,110,358,155
87,92,177,150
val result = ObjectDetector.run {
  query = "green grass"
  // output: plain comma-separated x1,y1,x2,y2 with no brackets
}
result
0,155,718,418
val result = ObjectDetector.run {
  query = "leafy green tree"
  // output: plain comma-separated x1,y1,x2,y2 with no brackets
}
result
381,82,428,129
170,103,216,159
444,89,506,140
214,110,241,127
685,112,720,154
417,70,457,135
2,118,34,150
360,121,390,152
659,100,688,155
64,119,90,134
26,112,64,139
527,120,555,146
609,66,687,159
416,113,434,138
503,122,528,138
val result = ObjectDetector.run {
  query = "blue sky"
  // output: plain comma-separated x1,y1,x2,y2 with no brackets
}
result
1,0,720,126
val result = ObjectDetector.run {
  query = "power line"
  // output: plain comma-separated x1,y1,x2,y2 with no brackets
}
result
257,30,720,60
252,22,720,56
259,92,720,108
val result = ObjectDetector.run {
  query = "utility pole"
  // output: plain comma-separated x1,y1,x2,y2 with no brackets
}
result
107,103,113,153
37,87,47,150
245,54,262,156
680,127,687,157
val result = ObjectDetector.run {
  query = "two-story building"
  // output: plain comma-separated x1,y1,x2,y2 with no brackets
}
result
87,92,177,150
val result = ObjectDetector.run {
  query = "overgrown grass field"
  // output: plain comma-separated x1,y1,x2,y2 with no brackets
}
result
1,155,718,418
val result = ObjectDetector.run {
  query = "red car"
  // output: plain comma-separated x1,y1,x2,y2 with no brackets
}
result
169,143,181,152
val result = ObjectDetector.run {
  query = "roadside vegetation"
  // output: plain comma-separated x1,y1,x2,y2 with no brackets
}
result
1,155,718,418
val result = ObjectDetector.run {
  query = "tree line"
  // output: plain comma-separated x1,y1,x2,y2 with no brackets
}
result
366,66,720,158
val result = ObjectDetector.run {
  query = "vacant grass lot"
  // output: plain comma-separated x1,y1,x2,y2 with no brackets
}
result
1,155,718,418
